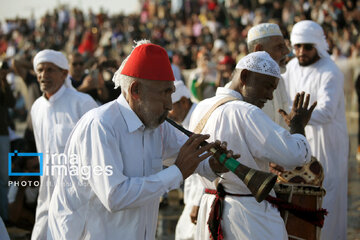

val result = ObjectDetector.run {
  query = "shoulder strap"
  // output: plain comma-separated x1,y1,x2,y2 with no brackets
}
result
194,96,238,134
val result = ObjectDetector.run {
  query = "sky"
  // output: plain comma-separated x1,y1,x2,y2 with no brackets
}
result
0,0,140,21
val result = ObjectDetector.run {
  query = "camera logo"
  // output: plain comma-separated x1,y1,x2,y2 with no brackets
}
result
8,150,43,176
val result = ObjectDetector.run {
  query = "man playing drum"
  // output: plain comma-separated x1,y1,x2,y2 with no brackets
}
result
190,51,317,240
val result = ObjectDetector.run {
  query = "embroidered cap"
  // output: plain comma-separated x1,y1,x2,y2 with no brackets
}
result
236,51,281,79
247,23,283,43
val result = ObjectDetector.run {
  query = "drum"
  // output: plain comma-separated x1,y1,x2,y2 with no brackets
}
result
274,183,326,240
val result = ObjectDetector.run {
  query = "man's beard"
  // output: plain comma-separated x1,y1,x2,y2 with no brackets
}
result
138,102,168,130
298,55,320,66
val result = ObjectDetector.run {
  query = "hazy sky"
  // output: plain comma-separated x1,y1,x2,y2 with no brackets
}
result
0,0,140,21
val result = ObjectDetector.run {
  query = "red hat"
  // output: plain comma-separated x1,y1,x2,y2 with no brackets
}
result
219,55,235,65
121,43,175,81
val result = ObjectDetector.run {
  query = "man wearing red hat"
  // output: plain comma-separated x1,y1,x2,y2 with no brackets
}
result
46,40,229,240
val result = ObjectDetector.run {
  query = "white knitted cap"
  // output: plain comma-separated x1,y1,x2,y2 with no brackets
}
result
236,51,281,79
247,23,283,43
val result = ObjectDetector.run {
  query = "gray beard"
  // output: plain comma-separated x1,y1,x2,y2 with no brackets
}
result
280,66,286,74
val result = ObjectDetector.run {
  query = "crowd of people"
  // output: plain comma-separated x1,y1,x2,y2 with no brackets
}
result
0,0,359,239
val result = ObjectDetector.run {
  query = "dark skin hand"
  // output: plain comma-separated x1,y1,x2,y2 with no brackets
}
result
209,141,240,174
278,91,317,135
175,134,216,179
269,92,317,175
190,205,200,224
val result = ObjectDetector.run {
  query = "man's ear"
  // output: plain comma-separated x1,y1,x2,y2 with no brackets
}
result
240,69,248,86
254,44,263,52
129,81,140,100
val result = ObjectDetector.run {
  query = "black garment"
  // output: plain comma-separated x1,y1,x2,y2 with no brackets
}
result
0,77,15,135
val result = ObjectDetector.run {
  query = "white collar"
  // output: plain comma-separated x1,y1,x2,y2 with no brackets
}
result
216,87,243,100
116,94,145,133
44,84,66,103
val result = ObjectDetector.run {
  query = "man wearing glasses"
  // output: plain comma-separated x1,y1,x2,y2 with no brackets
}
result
282,20,348,240
68,52,109,104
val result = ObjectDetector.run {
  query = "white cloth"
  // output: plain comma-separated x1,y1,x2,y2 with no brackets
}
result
175,103,203,240
189,87,311,240
182,103,197,130
33,49,69,72
282,57,349,240
290,20,330,59
30,85,97,240
236,51,281,79
172,81,191,104
247,23,283,43
261,77,289,128
47,94,217,240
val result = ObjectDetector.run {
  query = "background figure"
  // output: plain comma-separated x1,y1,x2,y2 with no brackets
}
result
0,60,15,223
30,49,97,240
11,57,41,151
170,81,204,240
215,54,236,88
68,51,110,104
189,51,217,101
282,20,349,240
8,149,39,231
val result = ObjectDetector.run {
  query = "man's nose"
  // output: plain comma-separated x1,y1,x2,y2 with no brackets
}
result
267,91,274,100
298,45,306,55
165,98,173,111
283,46,290,55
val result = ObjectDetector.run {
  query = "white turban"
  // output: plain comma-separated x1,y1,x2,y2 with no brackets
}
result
290,20,329,59
172,80,191,103
247,23,283,43
33,49,75,89
236,51,281,79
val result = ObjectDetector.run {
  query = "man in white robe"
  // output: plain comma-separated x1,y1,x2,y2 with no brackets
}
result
170,81,203,240
47,40,230,240
30,49,98,240
190,51,316,240
247,23,290,129
282,20,349,240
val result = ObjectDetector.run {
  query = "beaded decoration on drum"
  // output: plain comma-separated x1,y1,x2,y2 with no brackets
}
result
277,156,324,186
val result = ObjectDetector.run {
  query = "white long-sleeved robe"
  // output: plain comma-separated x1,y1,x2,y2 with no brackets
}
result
189,87,311,240
282,57,349,240
47,94,216,240
30,85,97,240
175,103,205,240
